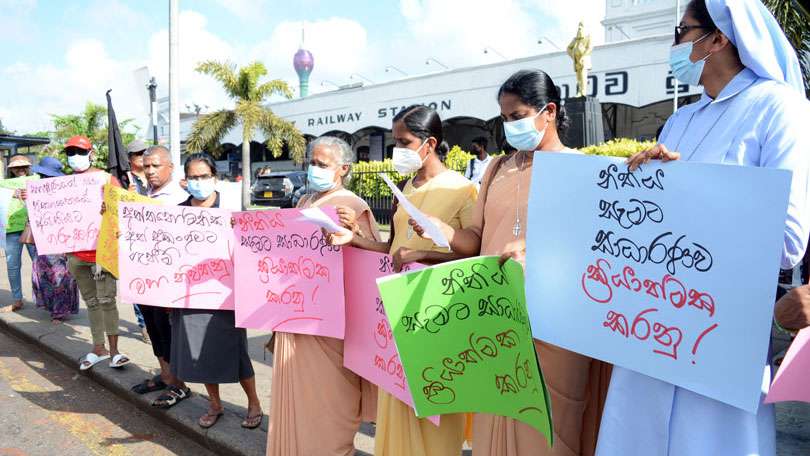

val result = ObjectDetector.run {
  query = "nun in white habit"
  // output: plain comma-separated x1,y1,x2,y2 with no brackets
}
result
596,0,810,455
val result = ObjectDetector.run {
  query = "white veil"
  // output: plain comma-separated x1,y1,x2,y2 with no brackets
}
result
706,0,805,94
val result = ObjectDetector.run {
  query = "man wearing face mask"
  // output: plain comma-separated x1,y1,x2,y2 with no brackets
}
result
464,137,492,186
598,1,810,455
62,136,132,371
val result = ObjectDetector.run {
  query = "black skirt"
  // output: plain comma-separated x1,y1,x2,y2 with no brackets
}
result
169,309,254,383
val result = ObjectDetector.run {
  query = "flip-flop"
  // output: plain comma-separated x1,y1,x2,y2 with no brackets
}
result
131,375,167,394
79,353,110,371
198,410,224,429
241,413,263,429
109,354,131,368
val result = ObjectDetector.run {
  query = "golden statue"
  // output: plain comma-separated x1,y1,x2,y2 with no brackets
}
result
567,21,593,97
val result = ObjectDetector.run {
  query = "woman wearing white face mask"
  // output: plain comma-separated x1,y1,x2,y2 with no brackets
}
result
267,136,382,456
407,69,612,456
598,1,810,456
170,153,263,430
328,105,478,456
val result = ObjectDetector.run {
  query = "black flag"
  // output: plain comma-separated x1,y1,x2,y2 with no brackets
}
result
106,89,130,189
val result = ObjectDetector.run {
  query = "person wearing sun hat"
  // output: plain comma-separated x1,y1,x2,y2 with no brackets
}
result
596,1,810,455
28,156,80,322
1,154,37,313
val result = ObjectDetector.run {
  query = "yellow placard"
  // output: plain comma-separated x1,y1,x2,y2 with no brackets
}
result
96,185,157,277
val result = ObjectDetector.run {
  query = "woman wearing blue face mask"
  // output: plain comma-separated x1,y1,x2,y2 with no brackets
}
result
267,136,383,456
170,153,263,430
406,69,611,456
599,1,810,456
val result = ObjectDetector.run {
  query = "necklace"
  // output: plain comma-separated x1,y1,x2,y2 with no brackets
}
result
513,152,526,237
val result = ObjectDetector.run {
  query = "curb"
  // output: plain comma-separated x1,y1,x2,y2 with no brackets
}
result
0,314,260,456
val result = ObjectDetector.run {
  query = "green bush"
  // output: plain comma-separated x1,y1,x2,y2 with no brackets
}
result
581,138,656,158
347,139,654,198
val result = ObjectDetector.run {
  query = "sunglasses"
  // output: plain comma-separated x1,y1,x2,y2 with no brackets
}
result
65,148,90,157
674,24,714,44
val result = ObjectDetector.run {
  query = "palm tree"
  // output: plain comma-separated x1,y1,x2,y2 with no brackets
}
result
186,61,306,209
764,0,810,94
43,102,137,169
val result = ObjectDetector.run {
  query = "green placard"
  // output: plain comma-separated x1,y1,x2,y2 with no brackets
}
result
377,256,553,446
0,175,39,233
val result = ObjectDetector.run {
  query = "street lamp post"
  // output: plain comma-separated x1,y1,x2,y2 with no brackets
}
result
350,73,375,84
385,65,408,76
425,57,450,70
537,36,563,51
147,77,158,144
483,46,507,60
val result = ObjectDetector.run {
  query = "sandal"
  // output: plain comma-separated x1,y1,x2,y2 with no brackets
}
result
109,354,131,368
151,385,191,408
131,375,167,394
198,410,224,429
79,353,110,371
11,300,23,311
241,412,263,429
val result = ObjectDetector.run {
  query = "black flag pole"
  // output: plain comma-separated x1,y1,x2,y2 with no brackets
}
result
106,89,130,189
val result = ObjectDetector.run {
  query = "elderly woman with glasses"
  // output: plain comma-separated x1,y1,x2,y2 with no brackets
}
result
266,136,382,456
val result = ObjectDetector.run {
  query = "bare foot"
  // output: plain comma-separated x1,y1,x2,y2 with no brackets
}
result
51,318,63,325
11,300,23,311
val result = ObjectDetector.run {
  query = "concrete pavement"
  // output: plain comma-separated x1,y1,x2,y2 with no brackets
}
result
0,252,375,456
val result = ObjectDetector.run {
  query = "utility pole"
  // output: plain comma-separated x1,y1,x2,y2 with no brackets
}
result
169,0,181,169
673,0,681,113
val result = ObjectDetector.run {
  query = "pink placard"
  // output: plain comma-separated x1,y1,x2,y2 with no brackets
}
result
342,247,439,425
232,208,344,338
26,172,106,254
117,202,235,309
765,327,810,404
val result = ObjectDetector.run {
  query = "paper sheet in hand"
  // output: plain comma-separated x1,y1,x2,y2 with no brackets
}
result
379,173,450,249
297,207,349,234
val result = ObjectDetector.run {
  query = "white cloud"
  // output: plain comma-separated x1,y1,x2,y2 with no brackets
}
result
529,0,607,46
0,9,237,135
211,0,268,22
146,10,236,111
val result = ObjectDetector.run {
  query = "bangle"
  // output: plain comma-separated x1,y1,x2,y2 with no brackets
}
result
774,317,798,337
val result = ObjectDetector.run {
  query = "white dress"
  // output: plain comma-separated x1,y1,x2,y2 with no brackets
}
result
596,68,810,456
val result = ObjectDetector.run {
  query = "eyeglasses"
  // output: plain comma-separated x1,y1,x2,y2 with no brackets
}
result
674,24,713,44
186,174,213,181
65,148,90,157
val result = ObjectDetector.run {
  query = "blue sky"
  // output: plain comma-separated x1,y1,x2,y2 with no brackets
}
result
1,0,605,134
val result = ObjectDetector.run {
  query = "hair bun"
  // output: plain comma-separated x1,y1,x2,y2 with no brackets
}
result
436,141,450,155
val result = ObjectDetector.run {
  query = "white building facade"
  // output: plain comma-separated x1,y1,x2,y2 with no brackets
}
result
168,1,697,173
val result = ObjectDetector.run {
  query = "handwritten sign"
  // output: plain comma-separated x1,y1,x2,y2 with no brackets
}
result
342,247,438,424
0,175,39,233
96,185,157,277
232,208,344,338
525,154,790,412
26,173,107,254
118,202,234,310
766,328,810,404
0,188,12,248
377,256,552,443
